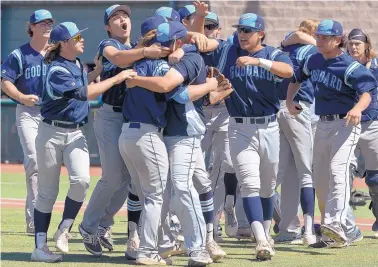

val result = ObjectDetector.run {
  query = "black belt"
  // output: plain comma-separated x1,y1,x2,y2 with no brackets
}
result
43,119,84,129
126,122,162,133
319,114,346,121
112,106,122,113
234,115,276,124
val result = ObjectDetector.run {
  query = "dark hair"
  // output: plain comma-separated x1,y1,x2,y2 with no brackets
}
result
26,23,33,37
135,29,157,47
44,43,61,64
338,34,347,48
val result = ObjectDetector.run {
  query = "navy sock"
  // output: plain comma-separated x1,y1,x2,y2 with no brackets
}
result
59,197,83,231
243,196,263,224
224,173,238,204
199,191,214,224
34,209,52,248
300,187,315,216
127,192,141,236
260,197,274,221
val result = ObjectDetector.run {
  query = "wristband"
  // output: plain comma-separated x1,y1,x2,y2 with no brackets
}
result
258,58,273,71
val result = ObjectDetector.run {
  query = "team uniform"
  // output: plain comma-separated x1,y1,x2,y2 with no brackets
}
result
209,13,293,260
32,22,92,262
0,9,55,234
80,6,142,257
292,20,377,246
275,43,318,244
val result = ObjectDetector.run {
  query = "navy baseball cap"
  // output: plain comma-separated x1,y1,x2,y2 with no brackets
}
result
316,19,343,36
155,7,180,22
154,21,187,47
205,12,219,25
30,9,54,24
104,4,131,25
178,5,196,21
232,13,264,31
141,16,168,36
50,22,88,43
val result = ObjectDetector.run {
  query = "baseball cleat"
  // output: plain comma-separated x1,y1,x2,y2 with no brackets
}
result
206,240,227,261
78,224,102,257
320,222,347,244
223,203,238,237
31,243,63,263
160,242,186,259
136,254,172,265
255,240,275,261
303,233,317,246
235,227,252,240
188,250,213,266
98,226,114,251
126,235,140,260
346,227,363,244
53,228,71,254
273,233,301,244
372,222,378,238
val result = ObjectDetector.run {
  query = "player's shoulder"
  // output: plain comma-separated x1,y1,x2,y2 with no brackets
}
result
99,38,130,50
263,45,288,60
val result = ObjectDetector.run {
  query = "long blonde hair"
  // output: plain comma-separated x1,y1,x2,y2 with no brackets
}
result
298,19,320,36
134,29,157,48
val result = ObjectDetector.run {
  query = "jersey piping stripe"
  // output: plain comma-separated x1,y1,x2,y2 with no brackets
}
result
11,49,23,78
344,61,360,87
45,66,70,100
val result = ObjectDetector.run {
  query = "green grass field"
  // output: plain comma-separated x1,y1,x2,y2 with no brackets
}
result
1,172,378,267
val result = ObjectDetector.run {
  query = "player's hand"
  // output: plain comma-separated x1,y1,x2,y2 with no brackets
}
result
93,53,103,73
190,32,208,52
236,56,260,67
20,94,39,106
216,76,232,92
345,107,362,126
206,77,218,92
193,0,208,17
168,48,185,64
286,100,303,115
144,44,171,59
115,69,138,84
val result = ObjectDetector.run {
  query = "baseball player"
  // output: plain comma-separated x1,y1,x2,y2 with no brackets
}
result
200,11,240,239
79,5,169,258
346,28,378,239
155,6,180,22
126,20,231,265
274,19,319,245
31,21,136,262
1,9,55,235
209,13,294,260
287,19,377,247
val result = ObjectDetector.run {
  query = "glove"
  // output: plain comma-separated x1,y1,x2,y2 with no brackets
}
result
350,189,371,207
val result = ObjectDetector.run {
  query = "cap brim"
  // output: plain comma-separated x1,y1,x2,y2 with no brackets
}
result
315,31,342,36
205,18,219,25
109,5,131,19
32,18,56,24
232,24,262,31
71,27,89,38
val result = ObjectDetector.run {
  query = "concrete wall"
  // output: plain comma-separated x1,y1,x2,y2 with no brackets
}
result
210,1,378,48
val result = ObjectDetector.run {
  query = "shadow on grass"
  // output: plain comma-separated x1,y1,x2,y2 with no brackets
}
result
275,246,332,255
1,252,138,265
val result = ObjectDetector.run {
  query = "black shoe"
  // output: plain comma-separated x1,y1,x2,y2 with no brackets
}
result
78,223,102,257
98,226,114,251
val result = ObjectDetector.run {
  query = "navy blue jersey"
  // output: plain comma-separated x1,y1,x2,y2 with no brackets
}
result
201,39,227,67
164,52,207,136
362,58,378,122
41,56,89,123
98,38,132,107
211,44,293,117
293,53,378,116
123,58,179,128
278,44,318,103
1,43,46,104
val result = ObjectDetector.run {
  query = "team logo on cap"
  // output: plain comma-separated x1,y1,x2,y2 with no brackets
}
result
71,82,75,86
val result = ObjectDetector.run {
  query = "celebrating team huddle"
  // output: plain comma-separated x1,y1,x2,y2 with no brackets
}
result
2,1,378,266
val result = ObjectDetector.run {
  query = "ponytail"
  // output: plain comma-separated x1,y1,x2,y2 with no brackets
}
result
44,43,61,64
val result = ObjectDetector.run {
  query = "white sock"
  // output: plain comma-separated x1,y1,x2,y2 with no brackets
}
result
263,220,272,237
36,232,47,248
224,195,235,211
206,223,214,242
128,221,138,238
59,219,74,231
251,222,266,242
304,214,314,235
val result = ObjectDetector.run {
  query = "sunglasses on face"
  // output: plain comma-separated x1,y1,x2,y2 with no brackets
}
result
37,20,54,27
72,34,82,43
237,27,254,34
204,24,219,31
